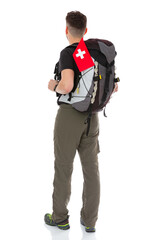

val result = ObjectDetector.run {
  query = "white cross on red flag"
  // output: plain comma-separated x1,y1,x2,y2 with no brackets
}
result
73,38,94,72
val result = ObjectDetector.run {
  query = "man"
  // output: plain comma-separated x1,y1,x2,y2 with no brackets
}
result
44,11,118,232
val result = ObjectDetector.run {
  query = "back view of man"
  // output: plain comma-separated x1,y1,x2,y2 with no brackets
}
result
44,11,118,232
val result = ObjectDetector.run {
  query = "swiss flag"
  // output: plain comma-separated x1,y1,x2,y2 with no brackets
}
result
73,38,94,72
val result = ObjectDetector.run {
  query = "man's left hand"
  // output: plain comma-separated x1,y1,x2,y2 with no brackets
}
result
48,79,58,91
113,83,118,93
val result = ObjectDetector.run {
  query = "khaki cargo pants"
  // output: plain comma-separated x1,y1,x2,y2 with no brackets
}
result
52,103,100,228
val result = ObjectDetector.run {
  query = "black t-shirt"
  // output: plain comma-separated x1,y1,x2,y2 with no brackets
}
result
58,43,80,92
59,44,77,72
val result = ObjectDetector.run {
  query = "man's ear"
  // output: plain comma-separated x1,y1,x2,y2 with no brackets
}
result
84,28,88,35
65,26,68,35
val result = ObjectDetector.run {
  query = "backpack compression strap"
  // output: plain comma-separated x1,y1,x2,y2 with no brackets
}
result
84,104,93,136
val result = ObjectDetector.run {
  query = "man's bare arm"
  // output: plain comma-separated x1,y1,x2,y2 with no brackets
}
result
48,69,74,94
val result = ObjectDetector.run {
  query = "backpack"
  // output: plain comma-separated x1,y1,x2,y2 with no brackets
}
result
54,38,120,136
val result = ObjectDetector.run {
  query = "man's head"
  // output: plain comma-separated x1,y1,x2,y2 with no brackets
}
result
66,11,87,43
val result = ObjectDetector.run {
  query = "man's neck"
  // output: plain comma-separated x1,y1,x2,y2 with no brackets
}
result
69,38,82,45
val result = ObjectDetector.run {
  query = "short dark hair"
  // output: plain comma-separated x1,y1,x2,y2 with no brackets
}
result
66,11,87,38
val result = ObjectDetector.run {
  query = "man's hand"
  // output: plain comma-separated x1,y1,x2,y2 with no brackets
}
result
48,79,58,91
113,83,118,93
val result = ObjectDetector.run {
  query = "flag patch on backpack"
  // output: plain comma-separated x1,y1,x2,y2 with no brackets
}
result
73,38,95,72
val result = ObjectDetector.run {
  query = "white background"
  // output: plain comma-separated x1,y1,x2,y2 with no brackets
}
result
0,0,145,239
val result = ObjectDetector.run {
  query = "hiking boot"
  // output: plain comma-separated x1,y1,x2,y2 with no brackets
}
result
81,219,96,232
44,213,70,230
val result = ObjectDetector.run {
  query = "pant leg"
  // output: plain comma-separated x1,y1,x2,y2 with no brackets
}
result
77,113,100,228
52,104,88,223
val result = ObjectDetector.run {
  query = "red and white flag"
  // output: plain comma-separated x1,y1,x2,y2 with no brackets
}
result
73,38,94,72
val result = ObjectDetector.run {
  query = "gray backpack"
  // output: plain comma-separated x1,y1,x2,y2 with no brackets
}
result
54,38,120,135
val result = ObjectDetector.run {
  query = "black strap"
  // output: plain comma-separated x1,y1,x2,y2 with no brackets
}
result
84,112,92,136
84,104,93,136
103,107,107,117
102,61,114,103
54,83,58,92
67,92,72,101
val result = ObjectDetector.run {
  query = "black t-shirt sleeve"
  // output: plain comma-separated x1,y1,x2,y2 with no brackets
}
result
59,48,74,72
